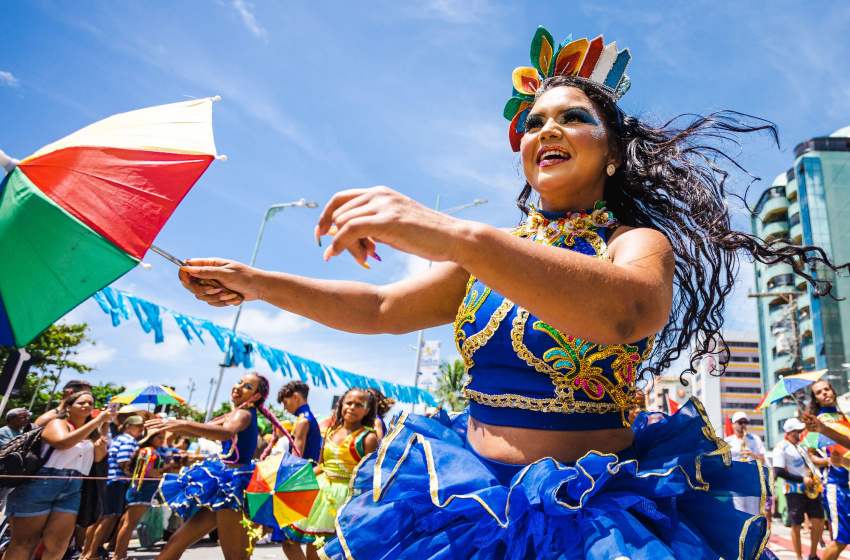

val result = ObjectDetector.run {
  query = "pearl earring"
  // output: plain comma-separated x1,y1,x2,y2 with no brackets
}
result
606,164,616,176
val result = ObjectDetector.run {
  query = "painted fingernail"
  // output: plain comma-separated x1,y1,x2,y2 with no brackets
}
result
360,262,371,270
371,251,382,262
318,238,322,247
182,282,190,290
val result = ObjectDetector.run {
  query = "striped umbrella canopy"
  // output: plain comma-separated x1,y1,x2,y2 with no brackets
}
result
800,411,850,450
110,384,185,406
0,98,223,348
755,370,827,411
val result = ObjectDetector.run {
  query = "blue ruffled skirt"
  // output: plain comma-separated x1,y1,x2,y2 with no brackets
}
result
318,399,774,560
159,456,254,519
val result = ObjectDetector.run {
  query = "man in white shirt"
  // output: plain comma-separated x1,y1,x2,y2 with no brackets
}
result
774,418,824,560
724,411,767,516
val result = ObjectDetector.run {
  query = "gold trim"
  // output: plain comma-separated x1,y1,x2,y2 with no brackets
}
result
371,411,407,499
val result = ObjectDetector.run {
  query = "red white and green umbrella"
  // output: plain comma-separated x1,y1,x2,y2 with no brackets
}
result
755,369,827,411
800,412,850,450
0,97,224,349
246,452,319,529
110,384,186,406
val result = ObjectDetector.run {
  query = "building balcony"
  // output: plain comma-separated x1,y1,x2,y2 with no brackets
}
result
788,200,800,219
758,195,789,224
790,222,804,244
802,342,816,365
761,221,789,242
786,178,798,203
797,293,811,318
799,317,813,338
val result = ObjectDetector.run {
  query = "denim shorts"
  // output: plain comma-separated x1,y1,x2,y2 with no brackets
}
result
6,467,84,517
104,480,129,516
125,479,159,506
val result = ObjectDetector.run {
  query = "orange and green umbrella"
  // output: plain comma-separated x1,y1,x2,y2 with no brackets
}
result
0,98,224,348
246,452,319,529
110,384,186,406
755,369,827,411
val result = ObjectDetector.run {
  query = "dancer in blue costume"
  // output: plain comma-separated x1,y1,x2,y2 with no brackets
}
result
146,373,291,560
177,26,850,560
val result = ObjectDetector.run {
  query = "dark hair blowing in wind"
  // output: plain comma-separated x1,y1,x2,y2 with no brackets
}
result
519,76,850,382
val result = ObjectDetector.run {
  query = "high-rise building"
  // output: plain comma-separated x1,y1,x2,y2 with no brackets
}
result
751,126,850,448
690,330,763,437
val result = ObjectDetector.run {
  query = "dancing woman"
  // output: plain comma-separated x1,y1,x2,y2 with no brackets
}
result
178,26,848,559
146,373,289,560
281,388,378,560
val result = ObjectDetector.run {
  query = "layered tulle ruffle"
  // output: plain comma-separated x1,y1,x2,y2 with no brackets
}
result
319,398,773,560
159,456,253,519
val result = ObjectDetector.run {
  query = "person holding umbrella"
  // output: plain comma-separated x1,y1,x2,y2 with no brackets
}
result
802,380,850,560
176,25,850,559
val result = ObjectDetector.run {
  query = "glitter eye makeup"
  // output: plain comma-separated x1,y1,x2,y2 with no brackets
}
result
524,106,599,133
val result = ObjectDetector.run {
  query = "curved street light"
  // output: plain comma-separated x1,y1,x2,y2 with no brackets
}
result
204,199,318,421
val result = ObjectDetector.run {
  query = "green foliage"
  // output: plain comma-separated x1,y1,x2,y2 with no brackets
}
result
0,323,96,420
430,359,468,412
169,401,206,422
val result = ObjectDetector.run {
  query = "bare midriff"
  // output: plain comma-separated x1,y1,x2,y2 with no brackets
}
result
467,416,635,465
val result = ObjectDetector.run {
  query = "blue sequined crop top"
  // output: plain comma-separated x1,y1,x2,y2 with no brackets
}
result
454,202,654,431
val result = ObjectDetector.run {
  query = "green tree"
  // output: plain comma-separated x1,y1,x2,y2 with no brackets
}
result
169,401,206,422
431,359,468,412
0,323,94,416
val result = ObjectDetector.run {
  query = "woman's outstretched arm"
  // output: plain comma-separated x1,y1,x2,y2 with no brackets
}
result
180,258,470,335
145,409,253,442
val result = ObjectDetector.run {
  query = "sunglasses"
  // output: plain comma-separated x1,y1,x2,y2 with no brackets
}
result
735,420,749,425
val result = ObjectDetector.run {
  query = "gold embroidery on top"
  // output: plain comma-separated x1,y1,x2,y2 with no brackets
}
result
453,209,654,419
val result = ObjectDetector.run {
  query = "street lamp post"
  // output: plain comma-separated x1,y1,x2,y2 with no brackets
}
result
411,197,487,412
204,199,319,421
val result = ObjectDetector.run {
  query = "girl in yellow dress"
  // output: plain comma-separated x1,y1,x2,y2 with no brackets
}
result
281,388,378,560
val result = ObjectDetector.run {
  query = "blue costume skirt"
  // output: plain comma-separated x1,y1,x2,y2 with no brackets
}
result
318,399,774,560
159,456,254,519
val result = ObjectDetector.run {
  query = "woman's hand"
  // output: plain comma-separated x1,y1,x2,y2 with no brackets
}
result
803,413,825,433
98,409,117,425
93,436,109,461
178,258,262,307
146,418,185,433
315,187,466,267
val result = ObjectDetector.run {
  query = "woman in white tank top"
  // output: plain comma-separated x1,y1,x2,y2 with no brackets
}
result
5,391,113,560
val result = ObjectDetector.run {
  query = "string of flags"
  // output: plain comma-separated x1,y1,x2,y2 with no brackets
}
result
91,287,437,406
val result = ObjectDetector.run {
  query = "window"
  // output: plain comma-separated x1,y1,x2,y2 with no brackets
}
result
768,274,794,290
724,370,761,378
789,213,801,226
725,402,758,410
723,386,762,394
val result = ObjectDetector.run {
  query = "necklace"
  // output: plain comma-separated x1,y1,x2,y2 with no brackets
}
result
515,201,618,245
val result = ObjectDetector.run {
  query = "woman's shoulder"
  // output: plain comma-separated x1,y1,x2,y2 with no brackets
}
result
606,225,673,261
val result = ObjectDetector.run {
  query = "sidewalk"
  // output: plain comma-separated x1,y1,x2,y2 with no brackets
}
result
768,521,850,559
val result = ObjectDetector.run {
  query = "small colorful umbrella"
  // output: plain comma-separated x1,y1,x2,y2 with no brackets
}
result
755,369,828,411
800,412,850,450
0,97,226,349
110,384,185,406
246,452,319,529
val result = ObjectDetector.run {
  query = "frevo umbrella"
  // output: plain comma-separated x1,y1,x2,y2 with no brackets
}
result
246,452,319,529
110,385,185,406
800,411,850,450
755,369,828,411
0,98,225,416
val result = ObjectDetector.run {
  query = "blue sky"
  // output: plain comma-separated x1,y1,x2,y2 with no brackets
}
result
3,1,849,415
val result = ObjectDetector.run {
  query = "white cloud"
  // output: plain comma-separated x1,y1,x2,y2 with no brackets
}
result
232,0,267,40
74,343,118,367
234,307,311,342
0,71,19,88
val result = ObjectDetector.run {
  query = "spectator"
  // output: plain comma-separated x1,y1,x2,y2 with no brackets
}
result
4,391,112,560
277,381,321,462
366,388,396,441
724,411,766,516
34,380,93,428
79,415,145,560
775,418,824,560
0,408,31,447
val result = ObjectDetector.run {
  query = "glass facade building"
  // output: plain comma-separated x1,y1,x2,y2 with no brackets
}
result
751,127,850,448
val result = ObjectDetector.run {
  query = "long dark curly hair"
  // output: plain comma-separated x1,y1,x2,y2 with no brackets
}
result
806,380,842,416
520,75,850,382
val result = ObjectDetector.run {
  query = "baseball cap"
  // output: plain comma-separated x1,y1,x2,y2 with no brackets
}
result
783,418,806,433
122,415,144,426
732,411,749,423
118,405,141,414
